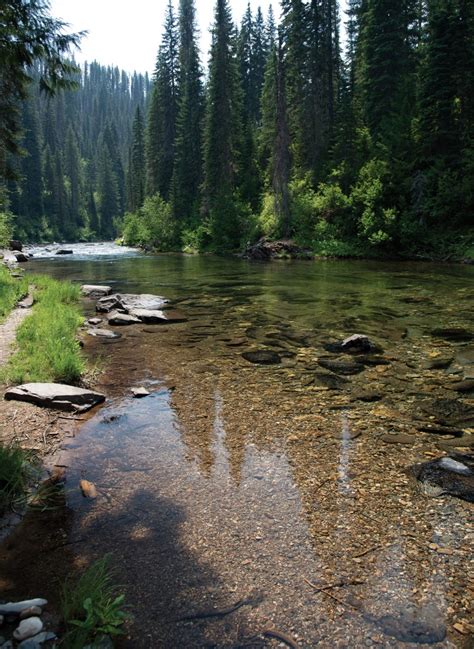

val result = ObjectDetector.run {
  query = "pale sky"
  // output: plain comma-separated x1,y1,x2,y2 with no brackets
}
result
50,0,276,75
51,1,349,75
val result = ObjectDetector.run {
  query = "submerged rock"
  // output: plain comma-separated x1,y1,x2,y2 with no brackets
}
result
5,383,105,413
450,379,474,393
324,334,382,355
417,398,474,429
410,453,474,501
81,285,112,298
107,311,141,326
373,607,446,644
86,328,121,339
131,387,150,398
318,358,365,375
242,350,282,365
130,308,187,324
431,327,473,342
314,372,349,390
80,479,97,499
55,249,73,255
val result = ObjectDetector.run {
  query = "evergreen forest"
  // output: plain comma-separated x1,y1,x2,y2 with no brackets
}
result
2,0,474,259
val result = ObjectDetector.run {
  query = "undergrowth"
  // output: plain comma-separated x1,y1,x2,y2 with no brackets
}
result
0,264,28,322
0,444,38,513
61,556,128,648
2,275,84,385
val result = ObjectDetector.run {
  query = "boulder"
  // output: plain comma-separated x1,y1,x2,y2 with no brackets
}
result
341,334,377,354
410,454,474,501
14,253,29,263
243,237,313,261
120,293,168,311
81,285,112,298
5,383,105,413
107,311,141,326
96,294,124,313
55,249,73,255
87,317,102,326
130,308,187,324
9,240,23,252
242,350,282,365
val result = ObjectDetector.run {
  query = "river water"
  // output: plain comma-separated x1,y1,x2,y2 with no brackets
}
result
19,245,474,646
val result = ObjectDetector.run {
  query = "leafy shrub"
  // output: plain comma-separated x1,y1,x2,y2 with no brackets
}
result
351,158,398,246
62,556,128,649
0,211,13,248
122,193,177,249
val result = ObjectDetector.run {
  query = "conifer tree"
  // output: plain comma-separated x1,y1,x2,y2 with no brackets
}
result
128,106,145,212
203,0,243,248
171,0,204,226
64,126,82,231
146,0,179,200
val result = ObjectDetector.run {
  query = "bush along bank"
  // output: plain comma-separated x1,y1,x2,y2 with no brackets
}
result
2,276,85,385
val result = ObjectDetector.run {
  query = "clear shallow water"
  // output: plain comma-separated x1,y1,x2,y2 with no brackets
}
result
25,246,474,647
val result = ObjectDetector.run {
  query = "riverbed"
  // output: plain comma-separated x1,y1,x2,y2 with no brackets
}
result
4,244,474,647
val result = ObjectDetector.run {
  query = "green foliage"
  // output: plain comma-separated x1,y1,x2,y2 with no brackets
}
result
0,211,13,248
122,193,177,250
62,556,128,649
351,158,398,246
3,276,84,384
0,263,28,322
0,444,38,513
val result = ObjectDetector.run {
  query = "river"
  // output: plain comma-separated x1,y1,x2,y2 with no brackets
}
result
14,244,474,646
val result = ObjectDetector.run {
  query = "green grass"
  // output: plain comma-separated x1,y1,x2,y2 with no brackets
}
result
0,444,38,514
3,276,85,385
0,264,28,322
62,556,128,648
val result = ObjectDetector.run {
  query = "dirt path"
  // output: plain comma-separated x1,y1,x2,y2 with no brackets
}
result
0,300,30,367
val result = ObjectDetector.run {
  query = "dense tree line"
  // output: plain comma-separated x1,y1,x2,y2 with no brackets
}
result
6,61,149,241
124,0,473,257
3,0,473,256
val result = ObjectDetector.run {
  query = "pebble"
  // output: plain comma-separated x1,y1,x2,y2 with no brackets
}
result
80,479,98,499
19,607,42,620
13,617,43,641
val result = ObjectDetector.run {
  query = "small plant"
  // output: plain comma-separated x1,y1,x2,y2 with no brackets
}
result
62,556,128,648
0,444,38,513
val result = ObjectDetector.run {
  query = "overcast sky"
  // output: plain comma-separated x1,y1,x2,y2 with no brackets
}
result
51,1,348,75
50,0,277,74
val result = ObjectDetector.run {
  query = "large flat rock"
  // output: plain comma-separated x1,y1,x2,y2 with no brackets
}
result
120,294,168,311
5,383,105,413
81,285,112,298
130,308,188,324
107,311,141,326
96,293,168,314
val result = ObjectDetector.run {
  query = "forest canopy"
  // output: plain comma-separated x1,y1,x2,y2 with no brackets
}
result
2,0,473,259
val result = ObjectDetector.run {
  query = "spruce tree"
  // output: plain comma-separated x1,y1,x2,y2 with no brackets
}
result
128,106,145,212
203,0,243,249
146,0,179,200
171,0,204,226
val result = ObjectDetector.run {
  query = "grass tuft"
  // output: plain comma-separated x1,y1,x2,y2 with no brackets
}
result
0,444,38,513
62,556,128,648
0,264,28,322
2,276,85,385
